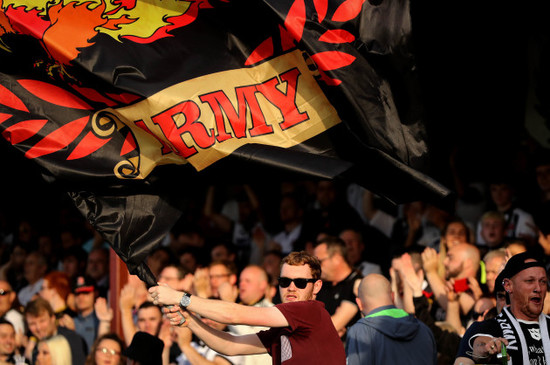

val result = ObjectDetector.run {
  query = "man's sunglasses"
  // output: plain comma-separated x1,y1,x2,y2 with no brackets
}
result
278,277,317,289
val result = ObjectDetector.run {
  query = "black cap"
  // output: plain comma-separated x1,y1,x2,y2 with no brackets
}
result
122,332,164,365
72,275,96,294
499,252,545,282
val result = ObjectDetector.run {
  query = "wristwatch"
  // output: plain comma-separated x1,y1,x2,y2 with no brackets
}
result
179,292,192,308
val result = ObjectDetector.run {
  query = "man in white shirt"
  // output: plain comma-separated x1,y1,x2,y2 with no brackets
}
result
228,265,273,365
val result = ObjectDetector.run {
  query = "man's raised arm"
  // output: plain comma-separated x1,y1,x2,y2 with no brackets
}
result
149,283,288,328
179,311,267,356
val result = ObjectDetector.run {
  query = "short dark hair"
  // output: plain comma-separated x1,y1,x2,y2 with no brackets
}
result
138,301,162,314
315,236,349,265
162,264,191,279
24,297,55,318
209,259,238,276
443,217,471,243
0,318,14,328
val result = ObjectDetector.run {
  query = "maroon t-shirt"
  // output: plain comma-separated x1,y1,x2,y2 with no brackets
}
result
256,300,345,365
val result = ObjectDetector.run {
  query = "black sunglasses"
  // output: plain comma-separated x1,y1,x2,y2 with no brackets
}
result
0,289,11,296
278,277,317,289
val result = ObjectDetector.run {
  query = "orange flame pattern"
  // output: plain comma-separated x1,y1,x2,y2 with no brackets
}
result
1,0,207,67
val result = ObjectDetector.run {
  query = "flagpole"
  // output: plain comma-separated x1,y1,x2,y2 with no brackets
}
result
109,249,129,337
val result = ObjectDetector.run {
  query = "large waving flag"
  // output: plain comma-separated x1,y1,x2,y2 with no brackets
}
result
0,0,452,285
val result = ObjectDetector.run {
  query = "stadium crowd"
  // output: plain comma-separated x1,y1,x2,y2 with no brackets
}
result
1,147,550,365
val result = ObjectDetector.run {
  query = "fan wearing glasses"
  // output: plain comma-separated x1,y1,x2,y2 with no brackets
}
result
149,251,346,365
0,280,25,337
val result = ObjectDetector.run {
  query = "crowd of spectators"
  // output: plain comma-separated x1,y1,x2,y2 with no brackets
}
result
1,146,550,364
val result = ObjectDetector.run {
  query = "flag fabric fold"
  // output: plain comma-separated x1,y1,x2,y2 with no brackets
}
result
0,0,452,285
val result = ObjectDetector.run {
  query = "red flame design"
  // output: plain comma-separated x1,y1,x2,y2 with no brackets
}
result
319,29,355,43
2,119,48,145
67,131,111,160
268,0,363,86
4,5,50,39
313,0,328,23
279,25,295,52
332,0,366,22
70,85,118,107
121,132,137,155
0,84,29,112
284,0,306,42
0,113,12,124
245,37,274,66
25,116,89,159
18,80,93,110
44,1,110,66
106,92,141,104
122,0,213,44
311,51,356,71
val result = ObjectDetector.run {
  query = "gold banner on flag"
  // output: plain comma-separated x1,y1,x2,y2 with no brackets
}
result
97,50,341,178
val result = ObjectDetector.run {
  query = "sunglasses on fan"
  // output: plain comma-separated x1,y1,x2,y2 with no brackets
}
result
278,277,317,289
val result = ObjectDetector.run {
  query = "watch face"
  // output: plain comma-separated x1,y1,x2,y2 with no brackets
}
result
180,294,191,307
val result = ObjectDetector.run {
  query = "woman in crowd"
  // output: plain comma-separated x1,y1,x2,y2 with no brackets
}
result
85,333,125,365
36,335,71,365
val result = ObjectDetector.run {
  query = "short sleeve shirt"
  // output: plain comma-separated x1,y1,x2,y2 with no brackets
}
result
457,317,548,365
256,300,345,365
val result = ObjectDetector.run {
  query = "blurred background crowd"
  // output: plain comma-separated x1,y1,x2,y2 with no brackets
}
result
1,138,550,364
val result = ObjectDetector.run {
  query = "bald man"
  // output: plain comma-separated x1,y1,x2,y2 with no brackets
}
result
422,243,481,316
444,243,480,281
228,265,273,365
345,274,437,365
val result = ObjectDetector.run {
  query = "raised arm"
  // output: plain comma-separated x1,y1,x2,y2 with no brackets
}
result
203,186,233,234
94,297,113,338
149,284,288,328
119,283,138,346
180,311,267,356
330,300,358,337
422,247,449,310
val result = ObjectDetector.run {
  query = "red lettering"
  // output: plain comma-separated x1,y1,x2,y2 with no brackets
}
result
257,68,309,130
200,85,273,142
151,100,214,158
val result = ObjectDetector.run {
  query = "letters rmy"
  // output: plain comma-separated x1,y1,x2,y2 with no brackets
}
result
96,50,341,179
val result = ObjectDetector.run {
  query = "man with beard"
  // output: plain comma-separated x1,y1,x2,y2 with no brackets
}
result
454,252,550,364
423,243,480,318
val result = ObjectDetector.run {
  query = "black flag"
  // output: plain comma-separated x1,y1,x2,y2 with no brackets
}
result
0,0,452,285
